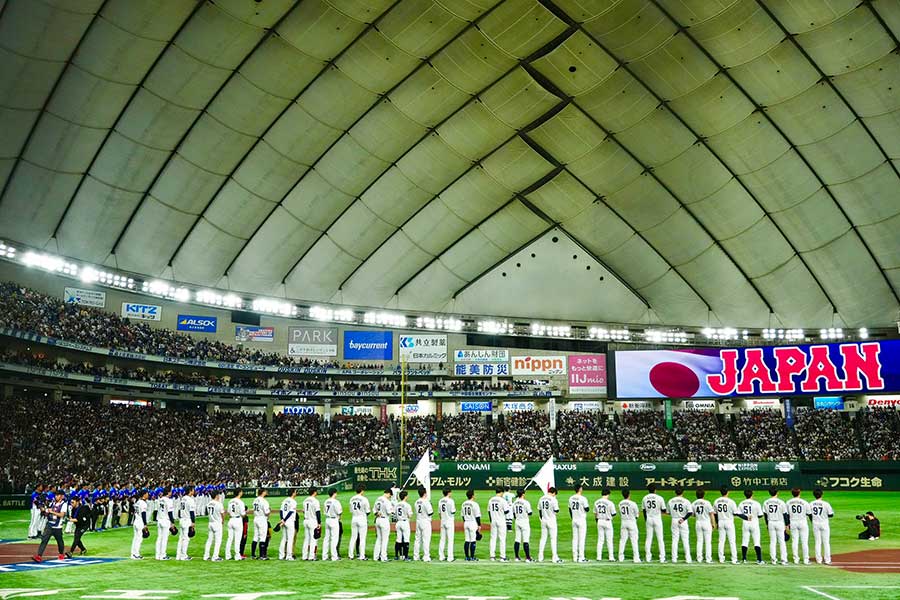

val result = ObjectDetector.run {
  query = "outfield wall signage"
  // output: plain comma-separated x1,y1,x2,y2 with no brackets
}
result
614,341,897,398
288,326,337,356
344,330,393,360
502,401,534,411
454,349,509,362
461,401,492,412
64,286,105,308
568,400,601,411
680,400,716,411
866,395,900,408
176,314,217,333
282,405,315,415
814,396,844,410
568,354,606,395
399,334,447,363
340,405,373,416
121,302,160,321
350,461,900,491
453,362,510,376
511,355,566,375
235,326,274,342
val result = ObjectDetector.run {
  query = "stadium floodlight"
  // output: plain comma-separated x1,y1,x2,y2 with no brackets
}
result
22,251,76,276
196,289,243,309
588,327,629,341
252,298,297,317
702,327,738,341
310,305,354,322
80,266,99,283
819,327,844,340
0,241,16,259
644,329,688,344
858,327,868,339
416,315,463,331
363,311,406,328
477,320,514,335
142,279,188,302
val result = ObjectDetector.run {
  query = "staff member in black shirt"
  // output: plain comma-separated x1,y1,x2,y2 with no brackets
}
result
67,496,92,557
32,490,67,562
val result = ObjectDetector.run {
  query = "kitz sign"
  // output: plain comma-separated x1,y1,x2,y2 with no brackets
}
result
121,302,161,321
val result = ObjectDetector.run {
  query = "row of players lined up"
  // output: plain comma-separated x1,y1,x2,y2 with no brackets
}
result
30,483,837,566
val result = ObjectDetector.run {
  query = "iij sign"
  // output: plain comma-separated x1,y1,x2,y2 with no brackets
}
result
614,340,899,398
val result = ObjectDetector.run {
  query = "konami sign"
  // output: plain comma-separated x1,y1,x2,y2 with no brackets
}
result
614,341,900,398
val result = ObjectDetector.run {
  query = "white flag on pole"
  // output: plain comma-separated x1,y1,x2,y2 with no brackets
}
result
410,451,431,499
530,456,556,492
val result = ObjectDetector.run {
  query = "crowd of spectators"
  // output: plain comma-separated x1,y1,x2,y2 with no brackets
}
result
401,415,437,459
795,408,861,460
673,411,739,461
555,410,617,461
487,411,552,462
734,409,799,461
616,411,679,461
858,407,900,461
439,414,492,461
0,282,394,369
0,397,391,491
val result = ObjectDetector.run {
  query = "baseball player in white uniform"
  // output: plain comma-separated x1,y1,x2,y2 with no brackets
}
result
594,487,616,562
413,486,433,562
176,486,196,561
488,487,510,561
251,489,271,560
667,487,693,563
763,487,789,565
373,489,393,562
692,488,715,563
225,490,246,561
569,484,590,562
278,489,298,561
28,485,44,539
461,489,482,561
512,488,533,562
438,488,456,562
155,487,175,560
203,492,224,561
131,490,149,560
618,488,640,563
786,488,811,564
322,488,342,561
302,488,321,561
714,487,746,564
642,483,667,563
395,490,413,561
810,488,834,565
738,489,764,564
348,486,371,560
538,487,561,563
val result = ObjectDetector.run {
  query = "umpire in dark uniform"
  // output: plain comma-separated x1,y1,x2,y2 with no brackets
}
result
67,496,92,556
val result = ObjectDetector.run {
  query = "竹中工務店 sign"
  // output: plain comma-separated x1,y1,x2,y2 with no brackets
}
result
568,354,606,395
399,334,447,363
614,341,898,398
288,326,337,356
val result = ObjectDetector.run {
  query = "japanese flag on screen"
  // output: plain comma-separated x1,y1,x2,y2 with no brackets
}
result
616,349,725,398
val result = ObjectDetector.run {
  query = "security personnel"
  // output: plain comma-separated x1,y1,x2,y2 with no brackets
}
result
67,496,92,557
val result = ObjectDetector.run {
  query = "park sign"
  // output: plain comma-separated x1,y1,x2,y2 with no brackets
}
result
614,340,897,398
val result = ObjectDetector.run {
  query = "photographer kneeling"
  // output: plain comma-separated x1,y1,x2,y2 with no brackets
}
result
856,512,880,540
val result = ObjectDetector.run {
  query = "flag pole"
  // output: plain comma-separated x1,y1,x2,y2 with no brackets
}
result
400,354,407,487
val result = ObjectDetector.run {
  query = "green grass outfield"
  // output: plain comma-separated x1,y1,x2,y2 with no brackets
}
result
1,490,897,600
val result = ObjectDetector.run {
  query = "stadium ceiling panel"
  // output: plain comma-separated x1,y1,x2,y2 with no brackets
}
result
0,0,898,328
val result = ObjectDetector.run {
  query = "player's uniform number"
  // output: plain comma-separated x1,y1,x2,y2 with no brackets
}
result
695,505,705,515
812,506,823,516
463,506,473,517
790,505,804,515
621,506,631,516
646,500,657,510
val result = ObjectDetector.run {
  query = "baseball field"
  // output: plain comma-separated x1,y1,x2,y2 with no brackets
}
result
1,490,897,600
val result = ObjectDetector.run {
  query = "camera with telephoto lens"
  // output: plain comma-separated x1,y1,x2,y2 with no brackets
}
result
855,514,865,520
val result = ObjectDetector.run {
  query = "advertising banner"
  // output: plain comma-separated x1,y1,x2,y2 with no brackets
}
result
176,315,217,333
614,341,896,398
461,401,492,412
340,406,374,416
680,400,716,411
568,401,601,411
344,331,393,360
64,287,105,308
399,334,447,363
568,354,607,395
503,401,535,411
288,326,337,356
235,326,274,342
350,461,900,491
615,401,653,411
282,406,315,415
866,395,900,408
453,362,510,376
511,355,566,375
454,349,509,363
814,396,845,410
121,302,161,321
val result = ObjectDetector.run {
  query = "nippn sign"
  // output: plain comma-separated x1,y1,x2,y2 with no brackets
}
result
511,355,567,375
